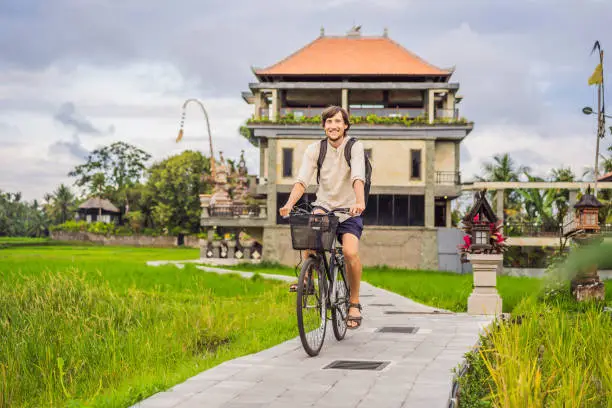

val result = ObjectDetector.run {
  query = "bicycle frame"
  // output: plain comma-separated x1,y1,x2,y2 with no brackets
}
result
313,239,344,314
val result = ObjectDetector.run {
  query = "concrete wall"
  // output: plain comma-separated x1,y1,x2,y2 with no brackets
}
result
275,138,431,187
50,231,200,248
262,225,439,270
434,141,455,173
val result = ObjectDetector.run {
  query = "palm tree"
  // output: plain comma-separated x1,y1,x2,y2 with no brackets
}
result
477,153,529,182
517,172,556,226
476,153,528,219
89,172,107,197
548,166,576,225
51,184,76,224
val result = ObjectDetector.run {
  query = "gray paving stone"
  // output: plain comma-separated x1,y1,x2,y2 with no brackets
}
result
133,264,494,408
131,392,187,408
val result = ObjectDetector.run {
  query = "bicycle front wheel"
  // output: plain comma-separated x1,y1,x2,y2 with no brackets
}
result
332,262,349,341
296,256,327,357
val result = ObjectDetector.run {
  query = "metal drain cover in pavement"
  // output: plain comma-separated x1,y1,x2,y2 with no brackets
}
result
368,303,394,306
376,326,419,334
323,360,390,371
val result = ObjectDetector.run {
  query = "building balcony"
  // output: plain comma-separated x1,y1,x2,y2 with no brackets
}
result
255,106,462,123
200,194,269,227
208,204,263,218
435,171,461,185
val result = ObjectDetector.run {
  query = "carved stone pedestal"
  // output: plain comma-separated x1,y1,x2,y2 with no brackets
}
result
467,253,503,316
571,276,605,302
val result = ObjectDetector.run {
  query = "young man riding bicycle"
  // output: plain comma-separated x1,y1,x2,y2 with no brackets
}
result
278,105,366,329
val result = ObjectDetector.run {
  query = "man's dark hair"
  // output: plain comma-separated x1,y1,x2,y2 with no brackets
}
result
321,105,350,132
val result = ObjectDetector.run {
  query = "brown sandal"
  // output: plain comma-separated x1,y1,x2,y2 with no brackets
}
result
346,303,362,329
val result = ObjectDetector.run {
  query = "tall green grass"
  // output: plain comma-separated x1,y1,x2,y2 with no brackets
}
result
0,245,296,407
458,242,612,407
462,297,612,407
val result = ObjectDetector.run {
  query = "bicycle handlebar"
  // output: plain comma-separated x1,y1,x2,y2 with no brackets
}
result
284,206,352,218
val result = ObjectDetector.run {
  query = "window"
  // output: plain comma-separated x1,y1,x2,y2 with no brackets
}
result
435,199,447,227
362,195,424,226
378,195,393,225
282,148,293,178
409,195,424,226
410,149,422,180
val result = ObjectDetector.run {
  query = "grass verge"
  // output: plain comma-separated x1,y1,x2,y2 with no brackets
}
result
457,294,612,407
0,245,295,408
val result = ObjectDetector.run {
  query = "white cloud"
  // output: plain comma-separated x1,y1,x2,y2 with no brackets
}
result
2,1,612,203
0,61,257,201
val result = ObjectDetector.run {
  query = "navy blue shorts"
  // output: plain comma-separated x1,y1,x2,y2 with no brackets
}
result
336,216,363,243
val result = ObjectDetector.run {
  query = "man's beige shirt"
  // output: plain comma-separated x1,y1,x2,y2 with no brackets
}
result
296,136,366,214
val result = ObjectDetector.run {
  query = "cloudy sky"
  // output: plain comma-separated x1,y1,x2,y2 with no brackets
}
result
1,0,611,201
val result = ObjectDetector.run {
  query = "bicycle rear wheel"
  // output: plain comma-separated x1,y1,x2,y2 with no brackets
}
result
296,256,327,356
332,262,349,341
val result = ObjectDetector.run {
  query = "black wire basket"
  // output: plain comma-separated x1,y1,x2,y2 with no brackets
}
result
289,213,339,251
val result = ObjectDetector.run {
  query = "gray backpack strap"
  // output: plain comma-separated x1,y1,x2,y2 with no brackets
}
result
344,137,357,167
316,139,327,184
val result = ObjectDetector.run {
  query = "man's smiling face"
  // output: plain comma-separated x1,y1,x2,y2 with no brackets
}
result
324,111,348,142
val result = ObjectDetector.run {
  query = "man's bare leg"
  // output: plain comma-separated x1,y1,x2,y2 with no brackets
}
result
341,233,362,328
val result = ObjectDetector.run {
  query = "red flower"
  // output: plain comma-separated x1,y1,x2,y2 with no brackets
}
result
463,235,472,247
473,214,480,222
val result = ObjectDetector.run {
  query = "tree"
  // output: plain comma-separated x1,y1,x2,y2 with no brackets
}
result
477,153,528,183
239,125,259,147
147,151,211,234
69,141,152,196
89,172,108,198
45,184,77,225
476,153,529,219
0,190,49,237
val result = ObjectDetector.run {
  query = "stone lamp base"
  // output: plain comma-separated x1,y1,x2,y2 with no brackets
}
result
467,253,503,316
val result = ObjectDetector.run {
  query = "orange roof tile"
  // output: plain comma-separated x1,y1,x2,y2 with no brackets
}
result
255,36,451,77
598,171,612,181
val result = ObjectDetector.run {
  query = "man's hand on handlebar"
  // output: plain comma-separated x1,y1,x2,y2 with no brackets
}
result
349,201,365,217
279,204,292,218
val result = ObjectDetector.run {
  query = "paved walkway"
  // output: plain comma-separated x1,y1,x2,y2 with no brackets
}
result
135,263,493,408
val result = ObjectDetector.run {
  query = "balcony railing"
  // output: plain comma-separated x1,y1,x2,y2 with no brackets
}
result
505,222,561,237
506,220,611,238
436,108,459,120
435,171,461,185
257,107,459,121
209,205,262,218
350,107,424,118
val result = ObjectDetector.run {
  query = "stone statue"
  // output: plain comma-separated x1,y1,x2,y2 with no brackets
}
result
210,151,232,207
232,150,249,204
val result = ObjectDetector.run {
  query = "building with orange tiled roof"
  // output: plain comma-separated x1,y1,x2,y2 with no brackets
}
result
202,27,474,272
599,171,612,182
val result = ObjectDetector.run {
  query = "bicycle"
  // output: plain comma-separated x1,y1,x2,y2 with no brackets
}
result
287,205,352,357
